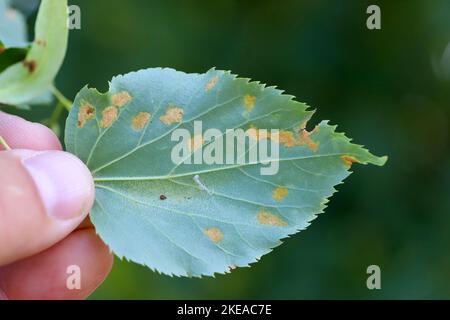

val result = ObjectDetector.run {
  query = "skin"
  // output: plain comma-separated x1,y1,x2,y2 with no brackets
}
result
0,111,113,300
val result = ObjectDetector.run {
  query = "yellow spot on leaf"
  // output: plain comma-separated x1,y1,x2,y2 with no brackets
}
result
188,134,203,152
257,210,288,227
77,103,95,128
298,130,319,151
100,106,118,128
205,76,219,91
272,187,289,202
271,130,297,147
132,112,151,131
341,155,358,168
204,227,223,243
249,126,319,151
160,107,184,125
243,95,256,113
112,91,132,107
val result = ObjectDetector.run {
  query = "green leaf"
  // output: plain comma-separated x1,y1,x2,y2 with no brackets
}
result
0,0,68,106
0,0,28,48
65,68,387,277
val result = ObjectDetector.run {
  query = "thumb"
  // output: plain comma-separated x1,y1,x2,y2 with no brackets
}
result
0,149,94,266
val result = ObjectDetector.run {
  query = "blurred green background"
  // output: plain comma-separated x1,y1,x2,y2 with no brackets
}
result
5,0,450,299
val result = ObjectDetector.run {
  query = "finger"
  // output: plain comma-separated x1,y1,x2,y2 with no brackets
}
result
0,150,95,266
0,229,113,300
0,111,61,150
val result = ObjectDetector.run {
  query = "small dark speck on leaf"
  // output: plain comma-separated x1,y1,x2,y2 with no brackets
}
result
160,195,167,200
35,39,47,47
23,60,37,74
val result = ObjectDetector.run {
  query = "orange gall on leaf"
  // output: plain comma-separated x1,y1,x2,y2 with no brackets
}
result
77,103,96,128
160,107,184,125
131,112,151,131
298,130,319,151
205,76,219,92
257,210,288,227
341,155,358,168
112,91,132,107
271,130,297,147
204,227,223,243
243,95,256,113
272,187,289,202
100,106,118,128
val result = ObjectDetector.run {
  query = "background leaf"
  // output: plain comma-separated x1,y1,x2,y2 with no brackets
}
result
0,44,28,73
0,0,28,48
65,68,386,277
0,0,68,106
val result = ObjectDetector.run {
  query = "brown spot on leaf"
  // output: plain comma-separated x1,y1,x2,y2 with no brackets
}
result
35,39,47,47
257,210,288,227
341,155,358,168
0,47,5,54
23,60,37,74
204,227,223,243
272,187,289,202
205,76,219,91
77,103,96,128
132,112,151,131
100,106,118,128
160,195,167,200
160,106,183,125
243,95,256,113
112,91,132,107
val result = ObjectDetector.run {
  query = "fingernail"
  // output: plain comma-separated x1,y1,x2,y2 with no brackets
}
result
22,151,94,220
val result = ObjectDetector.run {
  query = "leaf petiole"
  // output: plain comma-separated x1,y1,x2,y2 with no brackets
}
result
45,101,64,133
51,85,73,111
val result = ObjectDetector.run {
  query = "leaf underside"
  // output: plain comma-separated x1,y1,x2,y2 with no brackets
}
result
0,0,28,49
65,68,387,277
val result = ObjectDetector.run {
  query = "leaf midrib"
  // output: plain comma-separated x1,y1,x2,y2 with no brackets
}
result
92,151,349,182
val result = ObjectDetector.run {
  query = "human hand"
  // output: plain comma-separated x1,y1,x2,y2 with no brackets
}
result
0,111,113,300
